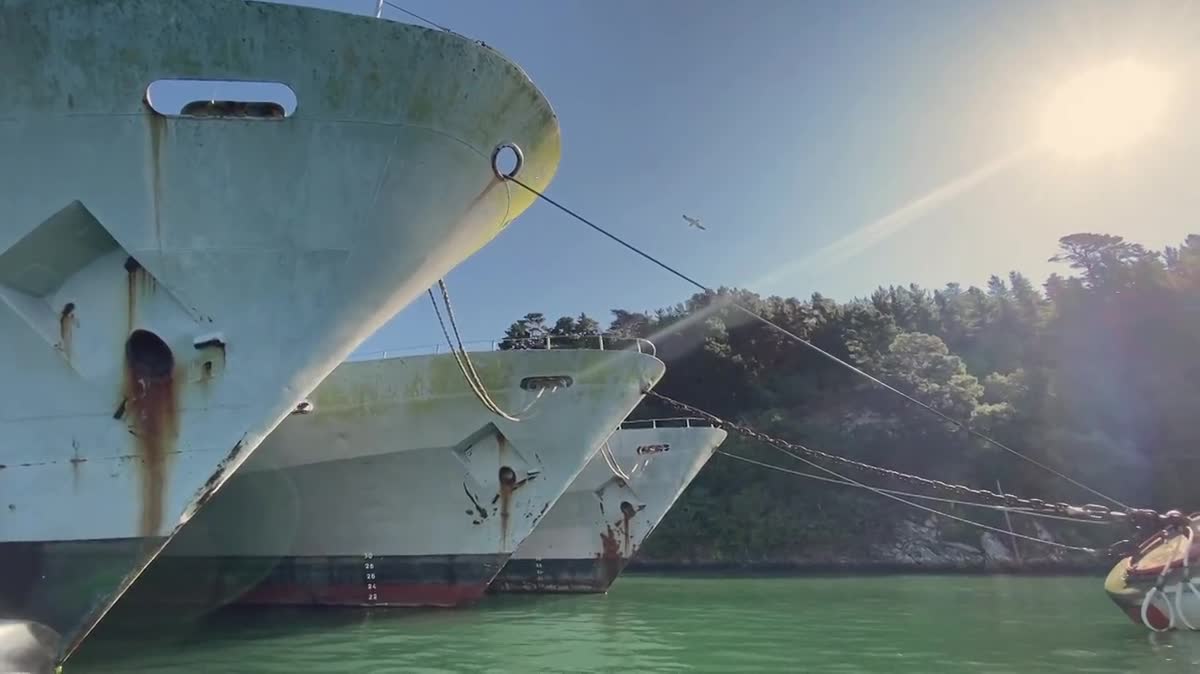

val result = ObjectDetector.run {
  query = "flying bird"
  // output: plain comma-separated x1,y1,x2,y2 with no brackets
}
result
682,214,707,231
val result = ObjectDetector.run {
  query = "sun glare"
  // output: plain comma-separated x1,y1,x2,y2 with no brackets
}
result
1040,60,1172,160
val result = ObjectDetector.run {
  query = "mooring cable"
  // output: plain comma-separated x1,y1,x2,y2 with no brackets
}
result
428,284,546,422
502,173,1130,511
718,451,1111,527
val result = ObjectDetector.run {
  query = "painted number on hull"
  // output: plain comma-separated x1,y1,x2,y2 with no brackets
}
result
364,553,378,604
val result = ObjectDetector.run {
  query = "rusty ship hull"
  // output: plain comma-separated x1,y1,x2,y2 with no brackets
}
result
0,0,560,660
122,349,664,611
491,423,726,593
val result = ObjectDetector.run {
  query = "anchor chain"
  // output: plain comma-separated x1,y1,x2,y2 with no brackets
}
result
645,390,1186,546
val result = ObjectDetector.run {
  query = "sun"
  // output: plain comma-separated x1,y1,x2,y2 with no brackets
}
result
1040,60,1172,160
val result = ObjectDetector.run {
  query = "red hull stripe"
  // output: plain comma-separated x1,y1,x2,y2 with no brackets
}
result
237,581,490,607
122,552,510,610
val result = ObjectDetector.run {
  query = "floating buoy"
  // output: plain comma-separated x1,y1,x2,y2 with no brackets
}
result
1105,513,1200,631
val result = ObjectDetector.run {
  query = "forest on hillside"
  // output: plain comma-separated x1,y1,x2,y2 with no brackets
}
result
501,233,1200,567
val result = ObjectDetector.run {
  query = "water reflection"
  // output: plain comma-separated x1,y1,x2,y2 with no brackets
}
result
73,575,1200,673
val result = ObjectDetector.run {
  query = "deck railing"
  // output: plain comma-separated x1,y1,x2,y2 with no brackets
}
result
348,333,656,363
618,417,718,430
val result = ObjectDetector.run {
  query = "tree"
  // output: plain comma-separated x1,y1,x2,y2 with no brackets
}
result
550,315,576,336
499,312,549,349
575,313,601,335
1049,233,1154,290
877,332,983,421
498,231,1200,564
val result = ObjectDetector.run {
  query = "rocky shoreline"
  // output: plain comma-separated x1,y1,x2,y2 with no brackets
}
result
631,516,1112,575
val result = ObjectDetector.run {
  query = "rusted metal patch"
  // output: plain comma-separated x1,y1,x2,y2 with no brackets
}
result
124,256,156,333
619,501,637,556
593,501,648,583
58,302,76,358
192,338,226,387
527,500,552,529
147,113,165,246
189,437,247,514
497,465,517,549
598,525,623,585
121,329,179,538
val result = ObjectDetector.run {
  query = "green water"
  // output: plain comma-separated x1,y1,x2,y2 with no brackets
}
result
72,575,1200,673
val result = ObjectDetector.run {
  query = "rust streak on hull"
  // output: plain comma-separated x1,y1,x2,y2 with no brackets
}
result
124,256,155,333
598,525,623,586
619,501,636,557
58,302,76,359
497,465,516,550
122,330,180,538
147,111,166,248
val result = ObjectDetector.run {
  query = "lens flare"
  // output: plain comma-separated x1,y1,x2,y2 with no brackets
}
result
1041,60,1172,160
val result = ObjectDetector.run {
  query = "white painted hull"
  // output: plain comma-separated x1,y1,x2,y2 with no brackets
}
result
127,349,665,609
491,423,727,592
0,0,560,657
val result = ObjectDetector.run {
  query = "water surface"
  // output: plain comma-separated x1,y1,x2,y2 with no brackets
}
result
73,574,1200,672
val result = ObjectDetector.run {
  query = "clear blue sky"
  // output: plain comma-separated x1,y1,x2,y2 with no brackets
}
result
280,0,1199,355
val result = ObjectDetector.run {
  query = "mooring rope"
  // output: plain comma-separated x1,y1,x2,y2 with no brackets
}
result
381,0,453,32
601,440,632,483
500,174,1131,511
718,451,1111,527
428,281,547,422
714,440,1097,553
649,391,1129,527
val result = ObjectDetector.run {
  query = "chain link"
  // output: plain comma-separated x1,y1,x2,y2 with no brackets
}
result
646,391,1183,534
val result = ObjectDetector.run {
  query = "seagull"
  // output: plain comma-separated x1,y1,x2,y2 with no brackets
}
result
682,214,707,231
